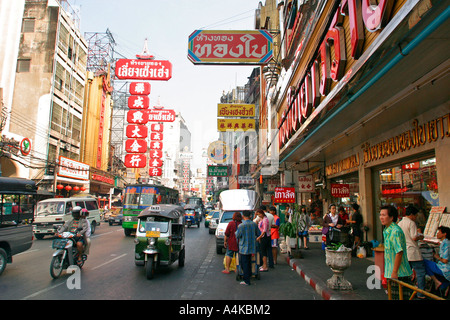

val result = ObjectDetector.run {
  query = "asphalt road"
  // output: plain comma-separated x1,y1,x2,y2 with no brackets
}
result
0,222,322,301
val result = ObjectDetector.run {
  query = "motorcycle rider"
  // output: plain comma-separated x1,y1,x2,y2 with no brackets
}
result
58,206,89,263
80,208,91,255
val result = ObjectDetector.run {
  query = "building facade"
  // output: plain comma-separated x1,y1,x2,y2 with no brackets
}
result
258,0,449,240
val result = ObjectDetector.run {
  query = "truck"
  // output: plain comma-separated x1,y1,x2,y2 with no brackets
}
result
215,189,259,254
0,177,37,276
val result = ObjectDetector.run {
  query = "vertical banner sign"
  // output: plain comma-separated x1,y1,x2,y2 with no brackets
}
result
115,54,172,170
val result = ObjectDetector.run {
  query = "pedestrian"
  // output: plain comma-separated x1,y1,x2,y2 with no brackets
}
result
256,209,270,272
269,206,280,264
347,203,363,252
262,205,275,268
322,204,344,247
423,226,450,294
298,205,311,249
397,205,427,299
285,204,292,222
235,210,259,286
338,206,349,226
379,205,412,281
222,212,242,274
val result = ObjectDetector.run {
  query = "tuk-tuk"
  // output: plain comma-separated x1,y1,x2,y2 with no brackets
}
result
134,205,185,279
183,204,201,228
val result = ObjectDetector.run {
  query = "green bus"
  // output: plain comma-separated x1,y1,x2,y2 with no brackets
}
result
122,184,179,236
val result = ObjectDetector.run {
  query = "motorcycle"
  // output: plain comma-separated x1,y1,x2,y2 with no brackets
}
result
50,229,88,279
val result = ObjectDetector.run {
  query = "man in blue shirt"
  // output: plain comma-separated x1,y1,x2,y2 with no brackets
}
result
235,210,258,285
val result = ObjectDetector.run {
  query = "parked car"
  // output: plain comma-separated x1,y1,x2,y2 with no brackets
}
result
208,211,220,234
109,208,123,225
204,210,214,228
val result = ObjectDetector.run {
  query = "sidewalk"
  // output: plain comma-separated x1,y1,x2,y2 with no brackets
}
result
282,242,388,300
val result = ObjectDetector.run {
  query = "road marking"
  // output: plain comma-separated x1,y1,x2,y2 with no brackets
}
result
16,249,40,256
92,253,127,270
21,282,66,300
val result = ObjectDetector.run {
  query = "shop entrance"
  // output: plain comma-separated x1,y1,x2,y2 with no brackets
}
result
373,154,438,239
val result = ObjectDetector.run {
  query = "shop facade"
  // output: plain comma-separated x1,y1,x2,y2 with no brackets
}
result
262,0,450,242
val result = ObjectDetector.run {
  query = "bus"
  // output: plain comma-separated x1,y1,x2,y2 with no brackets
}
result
0,177,37,275
122,184,179,236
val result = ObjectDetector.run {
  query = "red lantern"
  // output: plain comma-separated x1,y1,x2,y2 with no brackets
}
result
73,186,80,191
56,184,64,190
65,185,72,191
80,186,86,192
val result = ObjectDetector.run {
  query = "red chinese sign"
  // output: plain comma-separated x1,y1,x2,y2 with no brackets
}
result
126,124,148,138
127,110,148,124
150,132,163,141
150,123,163,132
128,95,150,109
125,139,147,153
149,149,163,159
129,82,151,95
274,187,296,203
188,30,273,65
149,167,162,177
115,59,172,80
124,154,146,168
149,158,163,167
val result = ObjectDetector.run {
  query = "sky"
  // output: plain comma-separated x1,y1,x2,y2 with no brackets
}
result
71,0,264,171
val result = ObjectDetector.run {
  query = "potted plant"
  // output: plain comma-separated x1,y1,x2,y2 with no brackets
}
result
325,243,353,290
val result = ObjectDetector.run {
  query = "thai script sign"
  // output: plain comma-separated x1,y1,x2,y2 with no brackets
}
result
58,156,89,181
362,114,450,164
147,109,176,122
188,30,273,65
331,184,350,198
218,103,255,118
298,174,315,192
115,59,172,80
207,165,228,177
274,187,296,203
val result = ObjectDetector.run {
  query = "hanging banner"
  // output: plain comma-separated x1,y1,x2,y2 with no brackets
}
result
188,30,273,65
274,187,296,203
115,59,172,80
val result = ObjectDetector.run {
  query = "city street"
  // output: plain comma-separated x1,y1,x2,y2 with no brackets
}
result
0,223,322,301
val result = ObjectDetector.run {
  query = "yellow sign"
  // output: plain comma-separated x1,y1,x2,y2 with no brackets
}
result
218,103,255,118
217,119,256,132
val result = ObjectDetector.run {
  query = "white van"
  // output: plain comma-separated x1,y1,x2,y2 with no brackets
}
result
33,197,101,239
215,190,259,254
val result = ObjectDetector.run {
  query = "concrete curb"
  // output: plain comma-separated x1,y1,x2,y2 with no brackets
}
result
286,257,335,300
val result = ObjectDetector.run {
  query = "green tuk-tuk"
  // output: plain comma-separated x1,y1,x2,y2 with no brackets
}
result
134,205,185,279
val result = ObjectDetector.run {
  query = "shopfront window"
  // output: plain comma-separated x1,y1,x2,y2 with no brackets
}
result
376,156,438,220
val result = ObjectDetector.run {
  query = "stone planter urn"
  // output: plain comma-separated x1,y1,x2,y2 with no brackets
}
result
325,247,353,290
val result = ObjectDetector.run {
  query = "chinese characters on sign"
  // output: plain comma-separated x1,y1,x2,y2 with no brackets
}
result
217,119,256,132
